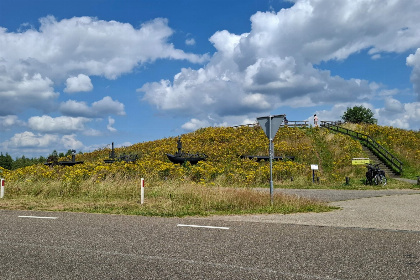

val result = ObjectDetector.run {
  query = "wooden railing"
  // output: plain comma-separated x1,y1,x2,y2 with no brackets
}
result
233,121,309,128
321,121,403,174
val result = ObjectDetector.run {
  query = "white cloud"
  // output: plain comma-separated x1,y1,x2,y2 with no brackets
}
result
107,116,117,132
2,131,85,155
0,115,24,130
64,74,93,93
406,48,420,100
5,131,58,148
0,16,208,80
0,16,208,117
60,96,125,117
139,0,420,130
185,38,196,46
181,118,210,131
0,72,58,115
28,115,90,133
312,100,420,131
61,134,84,150
377,99,420,130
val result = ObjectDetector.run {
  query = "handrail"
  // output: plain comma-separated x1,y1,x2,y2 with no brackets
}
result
320,121,403,174
233,121,309,128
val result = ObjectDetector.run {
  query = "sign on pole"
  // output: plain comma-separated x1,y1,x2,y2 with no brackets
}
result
257,115,284,140
257,114,285,205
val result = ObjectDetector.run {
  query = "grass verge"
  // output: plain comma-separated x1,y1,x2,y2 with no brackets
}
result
0,180,333,217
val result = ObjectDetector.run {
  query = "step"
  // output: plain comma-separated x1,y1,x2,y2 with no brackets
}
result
361,146,398,178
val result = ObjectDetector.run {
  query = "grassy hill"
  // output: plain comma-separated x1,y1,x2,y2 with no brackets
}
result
0,124,418,216
2,124,418,188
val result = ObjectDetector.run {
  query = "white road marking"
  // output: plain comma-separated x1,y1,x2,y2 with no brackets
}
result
177,224,229,230
18,216,58,219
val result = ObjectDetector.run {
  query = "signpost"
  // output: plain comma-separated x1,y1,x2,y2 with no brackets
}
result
257,114,285,205
311,164,318,183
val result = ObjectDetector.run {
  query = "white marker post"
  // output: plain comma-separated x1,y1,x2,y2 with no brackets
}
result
140,178,145,204
0,178,4,199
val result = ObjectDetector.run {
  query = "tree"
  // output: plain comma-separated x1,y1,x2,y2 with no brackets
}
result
0,153,13,170
341,105,377,124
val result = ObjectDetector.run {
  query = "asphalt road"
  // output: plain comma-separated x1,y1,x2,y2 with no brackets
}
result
204,189,420,231
1,190,420,280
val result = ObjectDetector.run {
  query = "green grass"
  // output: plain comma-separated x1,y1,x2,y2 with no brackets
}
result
0,179,333,217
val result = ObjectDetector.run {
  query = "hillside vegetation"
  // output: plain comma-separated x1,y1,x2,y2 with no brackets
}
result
0,125,418,216
340,123,420,178
1,126,367,187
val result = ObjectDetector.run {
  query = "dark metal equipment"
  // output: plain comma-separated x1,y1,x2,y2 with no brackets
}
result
45,150,84,167
104,142,138,163
166,137,206,165
240,155,295,161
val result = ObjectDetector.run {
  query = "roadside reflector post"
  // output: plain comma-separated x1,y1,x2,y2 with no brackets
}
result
140,178,145,204
1,178,4,199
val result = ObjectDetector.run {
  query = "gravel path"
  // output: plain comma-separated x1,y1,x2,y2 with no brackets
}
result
199,188,420,232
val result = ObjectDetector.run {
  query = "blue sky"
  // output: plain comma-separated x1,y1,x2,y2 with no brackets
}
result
1,0,420,158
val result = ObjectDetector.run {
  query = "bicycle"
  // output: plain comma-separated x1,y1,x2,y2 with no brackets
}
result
365,163,387,186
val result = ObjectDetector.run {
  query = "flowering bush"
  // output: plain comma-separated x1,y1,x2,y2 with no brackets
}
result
2,125,384,192
342,123,420,178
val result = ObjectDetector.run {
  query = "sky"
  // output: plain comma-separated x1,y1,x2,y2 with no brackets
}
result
1,0,420,158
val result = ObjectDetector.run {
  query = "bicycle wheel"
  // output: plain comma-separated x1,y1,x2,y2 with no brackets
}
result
374,174,380,185
381,175,387,186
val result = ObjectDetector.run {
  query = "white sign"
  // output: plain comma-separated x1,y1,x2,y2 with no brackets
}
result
311,164,319,170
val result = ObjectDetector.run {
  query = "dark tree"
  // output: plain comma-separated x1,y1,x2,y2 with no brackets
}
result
341,105,377,124
0,153,13,170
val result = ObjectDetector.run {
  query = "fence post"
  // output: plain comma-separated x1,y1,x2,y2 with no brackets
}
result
1,178,4,199
140,178,145,204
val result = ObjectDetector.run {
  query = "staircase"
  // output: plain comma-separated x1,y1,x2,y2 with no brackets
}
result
321,121,403,176
362,146,398,178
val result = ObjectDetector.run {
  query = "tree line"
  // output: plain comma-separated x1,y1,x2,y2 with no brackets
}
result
0,150,76,170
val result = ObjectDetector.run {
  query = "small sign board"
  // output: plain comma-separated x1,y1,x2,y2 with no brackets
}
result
352,158,370,165
257,115,285,139
311,164,319,170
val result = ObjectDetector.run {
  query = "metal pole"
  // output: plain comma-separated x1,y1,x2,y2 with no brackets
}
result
269,116,273,206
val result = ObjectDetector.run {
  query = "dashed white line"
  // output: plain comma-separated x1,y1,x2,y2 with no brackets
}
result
177,224,229,230
18,216,58,219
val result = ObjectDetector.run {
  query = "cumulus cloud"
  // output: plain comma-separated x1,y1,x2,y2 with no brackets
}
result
60,96,125,118
61,134,84,150
313,99,420,130
5,131,59,148
406,48,420,100
28,115,90,133
64,74,93,93
2,131,84,154
0,16,208,80
181,118,210,131
0,16,209,116
185,38,196,46
377,99,420,129
139,0,420,128
0,72,58,115
107,116,117,132
0,115,24,130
